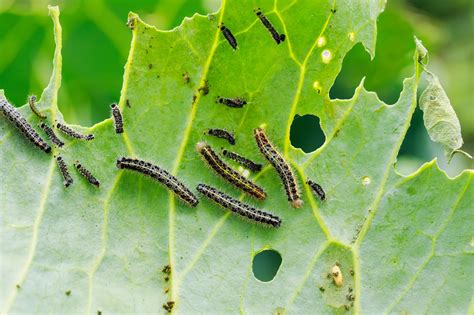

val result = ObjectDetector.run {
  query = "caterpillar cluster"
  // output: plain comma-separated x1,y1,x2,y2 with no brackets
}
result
1,9,326,231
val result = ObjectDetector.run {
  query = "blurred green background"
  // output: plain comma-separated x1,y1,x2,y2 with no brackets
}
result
0,0,472,175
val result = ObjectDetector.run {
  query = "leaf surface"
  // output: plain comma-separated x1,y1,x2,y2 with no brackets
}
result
1,3,472,314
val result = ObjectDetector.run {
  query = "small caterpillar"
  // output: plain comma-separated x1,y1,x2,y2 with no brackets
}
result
218,23,237,50
56,155,73,187
28,95,46,119
222,149,262,172
196,142,266,200
56,122,94,140
255,8,285,44
0,97,51,153
111,103,123,134
116,157,198,207
197,184,281,228
216,96,246,108
307,179,325,201
254,127,302,208
207,128,235,145
74,161,100,187
39,122,64,148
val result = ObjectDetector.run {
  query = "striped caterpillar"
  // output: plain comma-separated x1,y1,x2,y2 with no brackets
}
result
75,161,100,187
254,127,302,208
56,122,94,140
116,157,198,207
28,95,46,119
196,142,266,200
111,103,123,134
206,128,235,145
39,122,64,148
197,184,281,228
255,8,286,44
0,97,51,153
56,155,73,187
218,23,237,50
222,149,262,172
307,179,325,201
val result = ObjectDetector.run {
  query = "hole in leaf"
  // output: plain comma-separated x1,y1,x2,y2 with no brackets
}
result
329,4,414,103
290,114,325,153
252,249,282,282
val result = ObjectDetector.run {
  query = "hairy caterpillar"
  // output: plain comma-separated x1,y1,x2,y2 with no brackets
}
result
206,128,235,145
307,179,325,201
39,122,64,148
219,23,237,50
74,161,100,187
196,142,266,200
116,157,198,207
111,103,123,134
197,184,281,228
56,155,73,187
0,97,51,153
56,122,94,140
254,127,302,208
222,149,262,172
255,8,286,44
28,95,46,119
216,97,246,108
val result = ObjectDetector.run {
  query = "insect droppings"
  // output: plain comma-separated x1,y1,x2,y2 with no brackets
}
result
0,97,51,153
219,23,238,49
111,103,124,134
197,184,281,228
28,95,46,119
196,142,267,200
255,8,285,44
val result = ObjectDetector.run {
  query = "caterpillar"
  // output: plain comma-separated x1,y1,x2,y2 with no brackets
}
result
254,127,302,208
196,142,266,200
216,96,246,108
39,122,64,148
255,8,285,44
74,161,100,187
0,97,51,153
28,95,46,119
307,179,325,201
197,184,281,228
56,122,94,140
222,149,262,172
206,128,235,145
56,155,73,187
218,23,237,50
116,157,198,207
111,103,123,134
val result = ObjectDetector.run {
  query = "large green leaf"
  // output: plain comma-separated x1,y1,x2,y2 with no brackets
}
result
1,3,472,314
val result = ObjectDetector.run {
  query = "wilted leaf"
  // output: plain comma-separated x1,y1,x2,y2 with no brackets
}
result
1,3,472,314
416,38,470,162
